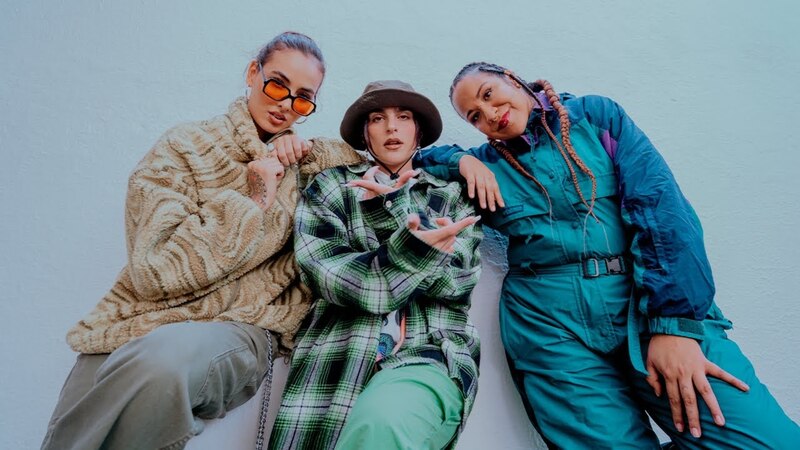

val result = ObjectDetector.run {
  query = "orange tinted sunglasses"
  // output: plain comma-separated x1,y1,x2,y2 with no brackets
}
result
258,63,317,116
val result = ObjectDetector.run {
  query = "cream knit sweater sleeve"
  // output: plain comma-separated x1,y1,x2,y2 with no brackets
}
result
124,130,292,301
297,137,365,187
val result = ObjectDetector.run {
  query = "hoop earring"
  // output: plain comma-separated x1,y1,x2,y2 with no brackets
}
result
245,85,252,98
295,116,308,125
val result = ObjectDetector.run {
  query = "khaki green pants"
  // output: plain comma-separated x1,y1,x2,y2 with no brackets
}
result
335,364,464,450
41,321,274,450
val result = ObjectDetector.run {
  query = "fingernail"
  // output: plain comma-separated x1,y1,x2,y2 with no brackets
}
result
714,414,725,426
691,427,701,438
675,422,683,432
474,215,482,222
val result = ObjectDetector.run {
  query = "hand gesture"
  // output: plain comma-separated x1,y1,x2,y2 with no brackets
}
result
459,154,505,212
646,334,750,438
269,134,311,166
346,166,419,201
247,156,285,210
406,213,480,253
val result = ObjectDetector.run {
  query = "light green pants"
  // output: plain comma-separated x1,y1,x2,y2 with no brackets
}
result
335,364,464,450
41,321,274,450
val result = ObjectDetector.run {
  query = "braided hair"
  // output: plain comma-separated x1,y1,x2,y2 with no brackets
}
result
451,62,597,217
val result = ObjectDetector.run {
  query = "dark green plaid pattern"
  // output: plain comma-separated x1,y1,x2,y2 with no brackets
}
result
268,163,483,449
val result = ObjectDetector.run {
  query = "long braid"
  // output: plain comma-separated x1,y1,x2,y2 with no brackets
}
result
451,62,598,219
537,79,597,216
508,72,597,218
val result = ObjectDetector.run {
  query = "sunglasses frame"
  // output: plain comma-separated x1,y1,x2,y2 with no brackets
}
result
257,62,317,116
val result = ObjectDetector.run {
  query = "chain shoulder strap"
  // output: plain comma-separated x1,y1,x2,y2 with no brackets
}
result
255,330,274,450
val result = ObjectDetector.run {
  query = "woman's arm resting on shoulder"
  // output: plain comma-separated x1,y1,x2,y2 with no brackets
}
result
416,145,505,211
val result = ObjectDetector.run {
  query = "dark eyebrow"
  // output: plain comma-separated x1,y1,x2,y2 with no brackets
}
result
464,81,488,119
267,69,317,97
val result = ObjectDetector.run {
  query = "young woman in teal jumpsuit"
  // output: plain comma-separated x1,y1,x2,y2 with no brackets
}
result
418,62,800,449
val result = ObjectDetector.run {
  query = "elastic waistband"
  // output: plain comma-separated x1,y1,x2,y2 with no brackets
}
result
508,255,631,278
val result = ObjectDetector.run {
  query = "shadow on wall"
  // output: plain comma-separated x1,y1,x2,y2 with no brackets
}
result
187,231,548,449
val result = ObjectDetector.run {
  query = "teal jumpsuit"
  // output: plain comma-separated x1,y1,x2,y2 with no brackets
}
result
419,93,800,449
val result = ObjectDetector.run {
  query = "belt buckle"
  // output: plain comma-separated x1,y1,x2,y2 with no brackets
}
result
606,256,625,275
583,258,601,278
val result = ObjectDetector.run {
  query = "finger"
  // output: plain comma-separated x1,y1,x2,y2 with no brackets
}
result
679,378,702,438
394,169,419,188
274,141,293,165
414,228,455,247
283,139,298,164
486,187,497,212
492,182,506,208
476,178,487,209
664,379,685,433
466,173,476,199
443,236,456,252
363,165,381,181
407,213,421,232
706,362,750,392
444,215,480,234
694,373,725,427
290,136,306,160
347,179,392,195
645,361,662,398
301,139,312,157
421,216,477,243
269,148,286,166
435,217,454,227
428,233,455,252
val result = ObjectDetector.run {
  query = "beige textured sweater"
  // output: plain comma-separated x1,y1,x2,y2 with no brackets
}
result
67,98,363,354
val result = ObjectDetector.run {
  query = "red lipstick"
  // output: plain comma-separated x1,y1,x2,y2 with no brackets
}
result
498,111,510,131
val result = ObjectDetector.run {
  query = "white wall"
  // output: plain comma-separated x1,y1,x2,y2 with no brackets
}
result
1,1,798,448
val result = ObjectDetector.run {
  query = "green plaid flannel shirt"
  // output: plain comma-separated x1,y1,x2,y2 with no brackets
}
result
269,163,483,449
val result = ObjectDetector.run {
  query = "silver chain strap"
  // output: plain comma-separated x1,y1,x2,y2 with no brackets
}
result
255,330,274,450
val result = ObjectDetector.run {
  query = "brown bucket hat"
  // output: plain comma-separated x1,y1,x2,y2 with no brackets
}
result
340,80,443,150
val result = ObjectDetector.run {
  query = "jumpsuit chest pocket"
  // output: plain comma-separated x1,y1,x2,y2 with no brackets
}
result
562,172,619,207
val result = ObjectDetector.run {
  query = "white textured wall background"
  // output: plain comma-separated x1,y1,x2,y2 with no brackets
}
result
1,1,798,449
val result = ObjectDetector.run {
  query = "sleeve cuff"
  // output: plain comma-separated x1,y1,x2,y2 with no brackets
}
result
448,152,467,180
648,316,706,341
388,226,452,274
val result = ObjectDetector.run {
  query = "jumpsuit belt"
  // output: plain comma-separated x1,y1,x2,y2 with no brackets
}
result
506,255,649,376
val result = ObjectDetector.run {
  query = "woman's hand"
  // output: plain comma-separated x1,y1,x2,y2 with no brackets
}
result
459,155,504,212
407,213,480,253
247,156,285,210
646,334,750,438
346,166,418,201
269,134,311,165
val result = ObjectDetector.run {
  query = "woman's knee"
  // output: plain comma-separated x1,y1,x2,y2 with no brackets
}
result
96,322,254,391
